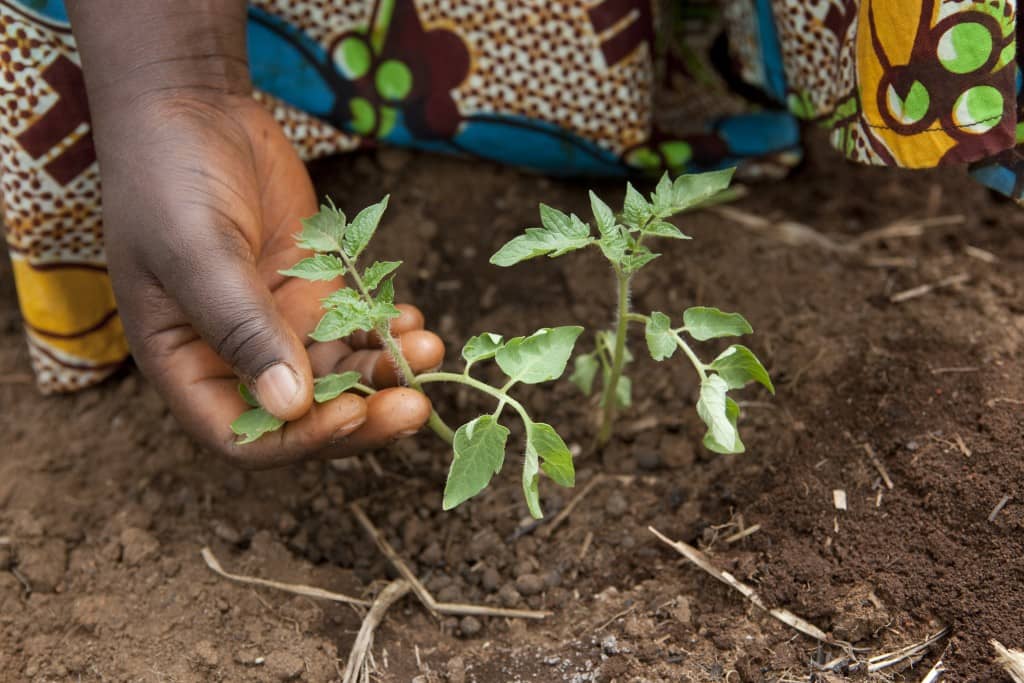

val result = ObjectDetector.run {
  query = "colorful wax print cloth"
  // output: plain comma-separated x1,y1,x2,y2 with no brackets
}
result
0,0,1021,393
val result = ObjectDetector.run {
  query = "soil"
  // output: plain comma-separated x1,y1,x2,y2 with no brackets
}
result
1,130,1022,683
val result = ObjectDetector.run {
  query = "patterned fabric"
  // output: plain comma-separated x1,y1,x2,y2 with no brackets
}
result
0,0,1021,392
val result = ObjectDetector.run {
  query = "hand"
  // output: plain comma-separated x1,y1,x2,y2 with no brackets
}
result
94,91,444,467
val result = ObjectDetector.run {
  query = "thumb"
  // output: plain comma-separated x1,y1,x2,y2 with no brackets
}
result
152,234,314,421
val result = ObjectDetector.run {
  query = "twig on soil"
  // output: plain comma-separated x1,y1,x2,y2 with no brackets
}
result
889,273,969,303
723,524,761,544
952,433,971,458
964,245,998,263
200,547,372,607
648,527,841,646
867,629,949,673
596,603,638,632
537,474,634,539
350,503,551,620
862,443,894,489
929,366,979,375
851,215,964,247
919,659,945,683
832,490,848,511
342,580,411,683
986,397,1024,408
992,640,1024,683
988,495,1011,522
710,206,850,252
578,531,594,561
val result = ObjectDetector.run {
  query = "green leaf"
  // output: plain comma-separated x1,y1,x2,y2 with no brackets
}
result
569,352,600,395
443,415,509,510
670,168,735,213
682,307,753,341
279,254,346,281
590,191,616,236
621,245,660,274
461,333,504,364
375,277,396,305
710,345,774,394
528,422,575,488
313,371,363,403
650,172,675,215
495,326,583,384
362,260,402,290
598,227,629,263
622,182,652,230
644,221,691,240
522,440,543,519
615,374,632,408
697,375,744,454
490,204,593,266
644,311,676,361
310,308,374,342
343,195,389,259
238,383,259,408
231,408,284,445
297,202,345,252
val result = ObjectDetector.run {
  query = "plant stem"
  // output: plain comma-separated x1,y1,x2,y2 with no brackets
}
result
338,253,454,444
596,269,631,446
417,372,531,426
672,332,707,380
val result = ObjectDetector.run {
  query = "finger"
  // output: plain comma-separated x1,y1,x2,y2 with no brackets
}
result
337,329,445,388
347,304,425,349
146,228,314,422
329,388,431,456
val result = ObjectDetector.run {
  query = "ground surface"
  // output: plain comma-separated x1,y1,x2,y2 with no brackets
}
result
1,132,1022,683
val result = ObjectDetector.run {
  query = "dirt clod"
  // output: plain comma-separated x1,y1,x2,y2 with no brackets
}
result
515,573,545,596
458,615,482,637
119,527,159,566
15,538,66,592
265,650,305,681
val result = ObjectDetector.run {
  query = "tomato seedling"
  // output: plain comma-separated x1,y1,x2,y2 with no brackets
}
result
231,197,580,517
491,169,773,451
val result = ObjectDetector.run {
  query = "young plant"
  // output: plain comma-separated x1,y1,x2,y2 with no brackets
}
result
490,169,773,451
230,197,580,518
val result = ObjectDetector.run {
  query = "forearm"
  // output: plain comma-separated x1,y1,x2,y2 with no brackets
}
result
66,1,251,109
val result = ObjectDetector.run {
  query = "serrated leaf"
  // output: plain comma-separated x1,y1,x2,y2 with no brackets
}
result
279,254,346,281
569,353,600,395
682,307,753,341
670,168,735,213
310,308,374,342
297,203,345,252
231,408,284,444
461,333,504,364
238,383,259,408
522,442,543,519
645,311,677,361
644,221,691,240
651,172,675,215
590,191,616,235
362,260,402,290
710,345,774,393
375,277,395,305
528,422,574,488
622,246,660,273
343,195,389,259
490,205,593,266
697,375,744,454
313,371,363,403
622,182,653,230
443,415,509,510
495,326,583,384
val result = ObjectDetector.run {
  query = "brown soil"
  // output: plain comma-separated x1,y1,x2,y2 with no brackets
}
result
2,131,1022,682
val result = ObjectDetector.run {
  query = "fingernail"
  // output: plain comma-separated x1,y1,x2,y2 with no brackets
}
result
332,418,364,442
396,427,419,438
255,363,301,415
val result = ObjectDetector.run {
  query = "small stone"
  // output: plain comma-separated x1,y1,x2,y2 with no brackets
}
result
481,566,501,592
458,616,482,638
445,655,467,683
671,597,692,625
265,650,304,681
636,451,661,470
160,557,181,578
498,583,521,607
193,640,220,668
120,527,160,566
278,513,298,536
604,492,629,517
211,520,243,546
543,570,562,588
419,541,443,566
515,573,545,596
234,646,262,666
601,635,619,655
16,538,67,592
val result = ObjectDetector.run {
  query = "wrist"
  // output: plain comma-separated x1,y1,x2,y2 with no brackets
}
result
67,2,251,111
